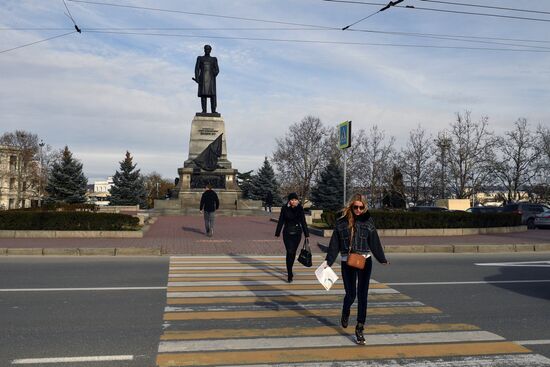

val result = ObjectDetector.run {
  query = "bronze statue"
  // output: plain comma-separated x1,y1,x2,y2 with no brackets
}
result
193,44,219,114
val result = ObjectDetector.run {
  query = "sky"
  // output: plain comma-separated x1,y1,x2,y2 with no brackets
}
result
1,0,549,183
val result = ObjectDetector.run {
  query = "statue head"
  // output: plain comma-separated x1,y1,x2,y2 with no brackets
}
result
204,44,212,55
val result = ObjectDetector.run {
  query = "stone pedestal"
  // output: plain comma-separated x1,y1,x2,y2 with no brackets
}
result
174,113,242,210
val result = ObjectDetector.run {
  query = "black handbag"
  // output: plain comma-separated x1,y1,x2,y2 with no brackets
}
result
297,238,312,267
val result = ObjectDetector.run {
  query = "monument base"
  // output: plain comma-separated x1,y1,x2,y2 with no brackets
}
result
153,113,263,212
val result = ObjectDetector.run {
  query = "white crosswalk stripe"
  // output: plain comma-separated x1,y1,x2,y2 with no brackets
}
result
156,256,550,367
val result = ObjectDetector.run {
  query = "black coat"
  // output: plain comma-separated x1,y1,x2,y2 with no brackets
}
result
325,211,387,266
275,203,309,237
200,190,219,212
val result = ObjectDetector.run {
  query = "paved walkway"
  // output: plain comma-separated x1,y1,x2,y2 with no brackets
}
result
0,216,549,254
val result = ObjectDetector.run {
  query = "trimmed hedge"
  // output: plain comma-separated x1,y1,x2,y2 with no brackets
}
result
0,211,140,231
319,210,521,229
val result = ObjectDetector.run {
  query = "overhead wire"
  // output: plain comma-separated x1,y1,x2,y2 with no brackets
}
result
84,30,550,53
342,0,404,30
322,0,550,23
1,26,549,46
0,30,77,54
3,1,548,54
418,0,550,16
63,0,82,33
67,0,334,30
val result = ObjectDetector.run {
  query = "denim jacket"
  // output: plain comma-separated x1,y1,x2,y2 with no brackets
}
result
325,211,387,267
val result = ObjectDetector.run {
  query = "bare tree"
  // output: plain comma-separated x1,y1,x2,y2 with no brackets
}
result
399,125,435,206
531,124,550,202
0,130,39,208
357,125,395,208
446,111,496,202
492,118,540,202
143,172,175,208
272,116,329,201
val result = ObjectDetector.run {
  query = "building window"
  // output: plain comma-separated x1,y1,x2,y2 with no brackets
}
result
9,198,15,209
9,155,17,172
23,181,27,191
9,178,16,190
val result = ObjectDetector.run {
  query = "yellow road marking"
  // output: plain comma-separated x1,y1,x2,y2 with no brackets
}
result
166,283,387,292
163,306,441,321
160,323,479,340
156,341,530,366
166,293,410,305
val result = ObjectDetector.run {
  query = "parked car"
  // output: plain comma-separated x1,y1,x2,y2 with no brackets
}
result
408,206,448,212
502,203,550,229
534,209,550,229
465,206,503,214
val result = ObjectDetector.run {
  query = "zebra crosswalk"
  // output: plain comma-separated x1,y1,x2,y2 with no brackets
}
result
156,255,550,366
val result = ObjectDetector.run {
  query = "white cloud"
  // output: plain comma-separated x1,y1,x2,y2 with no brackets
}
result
1,0,549,181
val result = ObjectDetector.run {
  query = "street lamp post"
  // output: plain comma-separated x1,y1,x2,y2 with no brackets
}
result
435,133,451,200
38,140,44,207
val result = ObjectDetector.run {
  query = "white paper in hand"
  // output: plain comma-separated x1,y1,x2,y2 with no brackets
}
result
315,263,339,291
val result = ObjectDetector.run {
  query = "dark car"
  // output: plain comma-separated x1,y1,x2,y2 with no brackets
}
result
534,209,550,229
408,206,448,212
502,202,550,229
465,206,503,214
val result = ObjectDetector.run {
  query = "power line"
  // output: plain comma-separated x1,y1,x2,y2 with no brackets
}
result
85,30,550,53
342,0,406,30
67,0,334,30
0,31,76,54
2,26,549,46
323,0,550,23
63,0,81,33
418,0,550,16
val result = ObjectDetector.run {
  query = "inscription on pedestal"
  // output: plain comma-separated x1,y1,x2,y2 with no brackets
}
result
198,127,219,136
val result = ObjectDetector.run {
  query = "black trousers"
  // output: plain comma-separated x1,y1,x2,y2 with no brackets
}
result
341,256,373,324
283,232,301,275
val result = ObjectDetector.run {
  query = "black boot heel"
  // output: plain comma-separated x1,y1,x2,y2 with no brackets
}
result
355,323,365,345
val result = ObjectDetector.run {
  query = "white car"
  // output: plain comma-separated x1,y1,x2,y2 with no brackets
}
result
534,209,550,229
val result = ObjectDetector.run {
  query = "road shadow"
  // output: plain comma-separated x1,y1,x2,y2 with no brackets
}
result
181,226,204,235
230,254,351,340
484,265,550,301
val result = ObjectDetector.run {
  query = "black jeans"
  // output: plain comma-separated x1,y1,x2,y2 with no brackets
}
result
340,256,373,324
283,232,301,276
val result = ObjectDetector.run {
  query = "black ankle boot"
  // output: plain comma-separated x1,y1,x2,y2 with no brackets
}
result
287,273,293,283
340,311,349,328
355,323,365,345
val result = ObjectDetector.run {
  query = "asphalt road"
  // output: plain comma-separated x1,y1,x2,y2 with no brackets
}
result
0,253,548,366
372,252,550,359
0,257,169,367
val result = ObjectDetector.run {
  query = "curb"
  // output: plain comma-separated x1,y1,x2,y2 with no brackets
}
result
0,244,549,255
308,226,528,238
383,243,550,253
0,247,162,256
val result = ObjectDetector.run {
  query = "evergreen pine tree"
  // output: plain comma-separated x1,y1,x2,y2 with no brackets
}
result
249,157,281,203
45,146,88,203
310,156,344,211
236,170,254,199
109,151,146,207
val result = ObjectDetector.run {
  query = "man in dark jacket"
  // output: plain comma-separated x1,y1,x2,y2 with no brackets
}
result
200,184,219,237
264,191,274,213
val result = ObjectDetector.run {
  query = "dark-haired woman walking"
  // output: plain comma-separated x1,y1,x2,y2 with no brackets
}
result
324,193,389,345
275,193,309,283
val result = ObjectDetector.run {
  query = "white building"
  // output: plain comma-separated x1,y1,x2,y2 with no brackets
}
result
87,177,114,206
0,145,39,209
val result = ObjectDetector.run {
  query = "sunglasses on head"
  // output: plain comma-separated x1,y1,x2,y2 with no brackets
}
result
353,205,365,210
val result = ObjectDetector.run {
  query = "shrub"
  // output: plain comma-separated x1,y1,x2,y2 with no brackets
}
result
0,211,140,231
317,210,521,229
369,210,521,229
